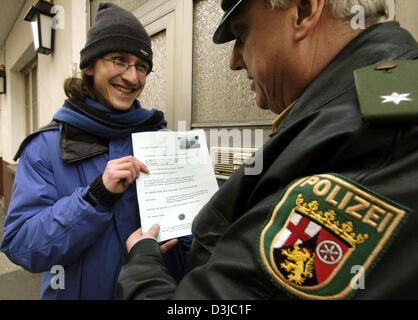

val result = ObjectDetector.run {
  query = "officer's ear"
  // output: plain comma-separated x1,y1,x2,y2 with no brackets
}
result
293,0,325,42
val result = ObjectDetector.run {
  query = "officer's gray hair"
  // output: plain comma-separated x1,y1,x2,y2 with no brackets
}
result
268,0,389,25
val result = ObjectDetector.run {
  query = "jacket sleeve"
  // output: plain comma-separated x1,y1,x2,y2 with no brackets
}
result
116,199,274,300
117,239,177,299
0,135,113,273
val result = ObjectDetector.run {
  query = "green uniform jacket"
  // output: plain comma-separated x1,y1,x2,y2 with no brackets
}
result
117,22,418,299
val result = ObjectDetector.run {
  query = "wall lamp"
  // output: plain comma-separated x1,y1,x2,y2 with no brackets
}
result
24,0,56,55
0,65,6,94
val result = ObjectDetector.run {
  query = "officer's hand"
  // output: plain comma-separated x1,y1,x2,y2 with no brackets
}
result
126,224,179,254
102,156,148,194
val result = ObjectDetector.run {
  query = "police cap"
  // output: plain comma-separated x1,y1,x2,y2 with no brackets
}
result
213,0,249,44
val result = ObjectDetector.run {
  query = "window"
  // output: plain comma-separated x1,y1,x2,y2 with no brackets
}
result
22,60,38,135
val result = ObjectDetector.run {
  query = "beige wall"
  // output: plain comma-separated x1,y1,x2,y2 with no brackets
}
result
1,0,87,163
37,0,88,125
395,0,418,41
1,0,34,163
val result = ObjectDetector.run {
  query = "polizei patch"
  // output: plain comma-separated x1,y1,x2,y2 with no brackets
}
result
258,173,410,299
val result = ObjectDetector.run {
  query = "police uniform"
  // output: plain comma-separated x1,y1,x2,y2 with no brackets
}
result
117,2,418,299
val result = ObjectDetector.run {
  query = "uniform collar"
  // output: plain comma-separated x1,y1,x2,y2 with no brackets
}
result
272,100,297,134
280,22,418,130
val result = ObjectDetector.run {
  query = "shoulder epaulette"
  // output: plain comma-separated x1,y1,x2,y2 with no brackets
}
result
354,60,418,124
13,120,60,161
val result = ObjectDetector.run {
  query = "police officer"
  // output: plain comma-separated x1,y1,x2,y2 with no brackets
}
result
117,0,418,299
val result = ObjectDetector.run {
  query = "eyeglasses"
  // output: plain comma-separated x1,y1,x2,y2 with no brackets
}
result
101,57,149,75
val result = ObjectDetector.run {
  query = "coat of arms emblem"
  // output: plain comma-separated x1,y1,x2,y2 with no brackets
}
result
258,174,410,299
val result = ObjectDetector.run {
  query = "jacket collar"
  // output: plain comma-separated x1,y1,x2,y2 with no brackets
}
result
280,21,418,132
59,123,109,164
12,121,109,163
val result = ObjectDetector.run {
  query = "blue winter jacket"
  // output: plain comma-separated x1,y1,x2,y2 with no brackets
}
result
1,122,191,299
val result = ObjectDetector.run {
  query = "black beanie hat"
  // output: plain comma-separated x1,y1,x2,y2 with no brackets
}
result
80,3,153,74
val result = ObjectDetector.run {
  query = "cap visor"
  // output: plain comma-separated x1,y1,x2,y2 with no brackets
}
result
213,0,246,44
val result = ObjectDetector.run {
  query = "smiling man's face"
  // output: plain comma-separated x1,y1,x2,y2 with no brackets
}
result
85,52,148,111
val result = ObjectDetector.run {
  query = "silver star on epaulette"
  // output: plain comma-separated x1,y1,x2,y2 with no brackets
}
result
380,92,413,105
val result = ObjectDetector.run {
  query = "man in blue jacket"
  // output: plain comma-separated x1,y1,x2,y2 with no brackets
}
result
0,3,191,299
